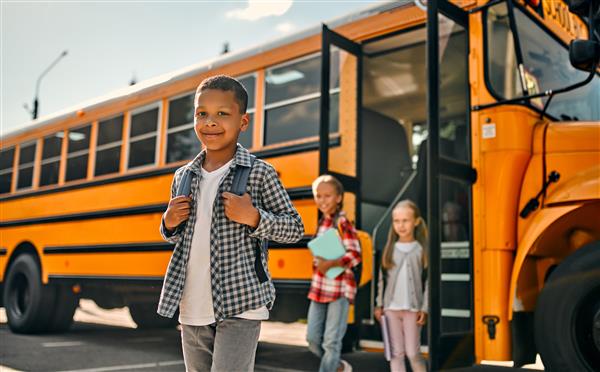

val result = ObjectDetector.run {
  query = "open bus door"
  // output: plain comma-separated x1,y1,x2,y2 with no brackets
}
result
427,1,478,370
319,24,362,197
319,24,364,350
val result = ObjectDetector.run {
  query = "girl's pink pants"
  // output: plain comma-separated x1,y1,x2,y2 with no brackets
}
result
384,309,427,372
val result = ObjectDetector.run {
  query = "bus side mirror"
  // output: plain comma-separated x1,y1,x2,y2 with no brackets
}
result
569,39,600,72
565,0,599,71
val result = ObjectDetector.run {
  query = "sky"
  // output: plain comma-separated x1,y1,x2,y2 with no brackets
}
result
1,0,383,136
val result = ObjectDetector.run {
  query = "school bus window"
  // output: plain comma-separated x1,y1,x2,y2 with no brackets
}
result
17,142,36,190
39,132,63,187
264,94,339,146
168,94,194,129
95,114,124,176
128,106,159,169
486,3,600,120
65,125,91,182
265,52,339,104
166,93,201,163
238,75,256,109
264,53,340,146
0,147,15,193
239,113,254,149
237,74,256,149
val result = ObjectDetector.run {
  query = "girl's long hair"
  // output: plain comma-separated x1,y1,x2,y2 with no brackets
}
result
381,200,429,271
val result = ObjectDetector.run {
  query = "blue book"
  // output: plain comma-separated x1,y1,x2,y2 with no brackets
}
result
307,228,346,279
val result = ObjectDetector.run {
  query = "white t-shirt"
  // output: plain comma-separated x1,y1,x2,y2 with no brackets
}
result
178,159,268,326
387,241,418,311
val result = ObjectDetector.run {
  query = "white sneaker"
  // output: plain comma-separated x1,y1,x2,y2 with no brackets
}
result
340,359,353,372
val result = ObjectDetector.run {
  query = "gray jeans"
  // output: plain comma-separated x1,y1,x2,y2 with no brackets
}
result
181,319,261,372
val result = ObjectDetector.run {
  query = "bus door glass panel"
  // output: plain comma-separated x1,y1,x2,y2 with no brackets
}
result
361,27,427,238
439,17,470,163
326,46,351,179
439,177,472,333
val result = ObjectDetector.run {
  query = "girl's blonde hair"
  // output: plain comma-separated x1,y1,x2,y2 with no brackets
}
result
381,200,429,270
312,174,344,212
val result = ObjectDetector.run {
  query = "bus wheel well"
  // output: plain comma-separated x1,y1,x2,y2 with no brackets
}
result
4,242,41,279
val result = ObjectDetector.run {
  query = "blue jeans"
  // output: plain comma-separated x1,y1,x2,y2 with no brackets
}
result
306,297,350,372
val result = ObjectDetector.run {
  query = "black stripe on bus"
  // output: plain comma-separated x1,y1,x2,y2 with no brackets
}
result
268,237,311,249
272,279,311,292
0,187,313,228
1,204,168,228
0,138,339,203
46,276,311,289
48,275,165,285
44,242,174,254
0,248,7,256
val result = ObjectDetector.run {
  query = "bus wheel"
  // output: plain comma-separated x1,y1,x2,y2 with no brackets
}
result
47,285,79,332
3,254,55,333
534,241,600,372
129,302,178,329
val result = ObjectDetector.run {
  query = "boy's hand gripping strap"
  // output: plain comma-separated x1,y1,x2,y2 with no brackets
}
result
231,155,269,284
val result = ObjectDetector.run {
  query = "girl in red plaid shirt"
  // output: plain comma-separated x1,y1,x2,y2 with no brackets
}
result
306,175,361,372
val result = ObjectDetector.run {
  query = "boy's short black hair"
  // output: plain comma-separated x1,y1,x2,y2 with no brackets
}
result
196,75,248,113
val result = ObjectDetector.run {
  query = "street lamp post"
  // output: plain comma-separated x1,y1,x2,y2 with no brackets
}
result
32,50,68,120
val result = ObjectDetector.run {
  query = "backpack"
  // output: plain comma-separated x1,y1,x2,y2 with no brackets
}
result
176,155,269,284
333,218,373,288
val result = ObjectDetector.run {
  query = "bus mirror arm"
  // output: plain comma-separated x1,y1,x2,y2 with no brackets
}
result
519,171,560,219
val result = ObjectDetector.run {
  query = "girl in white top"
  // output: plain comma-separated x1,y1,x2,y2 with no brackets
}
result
375,200,428,372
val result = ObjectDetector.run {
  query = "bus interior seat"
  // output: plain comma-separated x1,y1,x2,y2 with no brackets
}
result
360,108,413,206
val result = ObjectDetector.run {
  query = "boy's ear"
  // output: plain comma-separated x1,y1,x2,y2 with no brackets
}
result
240,113,250,131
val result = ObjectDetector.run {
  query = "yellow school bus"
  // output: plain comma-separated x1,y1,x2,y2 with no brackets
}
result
1,0,598,370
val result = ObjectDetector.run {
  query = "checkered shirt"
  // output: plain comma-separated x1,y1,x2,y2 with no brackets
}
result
157,144,304,321
307,212,361,304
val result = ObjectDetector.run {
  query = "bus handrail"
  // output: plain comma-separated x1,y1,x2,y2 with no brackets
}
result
364,169,417,325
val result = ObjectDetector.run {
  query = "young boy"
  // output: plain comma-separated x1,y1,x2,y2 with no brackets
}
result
157,75,304,372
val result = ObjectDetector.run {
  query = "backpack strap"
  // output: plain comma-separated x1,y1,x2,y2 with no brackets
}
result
230,155,269,284
230,155,255,196
176,169,193,197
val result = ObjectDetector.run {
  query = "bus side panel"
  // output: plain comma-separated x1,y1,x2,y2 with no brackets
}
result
475,106,538,361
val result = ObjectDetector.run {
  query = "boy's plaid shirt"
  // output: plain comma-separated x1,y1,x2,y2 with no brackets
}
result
157,144,304,321
307,212,361,304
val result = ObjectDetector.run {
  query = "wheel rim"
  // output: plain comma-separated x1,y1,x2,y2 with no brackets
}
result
9,272,30,318
573,282,600,371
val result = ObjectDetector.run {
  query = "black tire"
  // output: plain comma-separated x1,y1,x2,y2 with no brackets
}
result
535,241,600,372
47,285,79,333
129,302,178,329
3,254,55,333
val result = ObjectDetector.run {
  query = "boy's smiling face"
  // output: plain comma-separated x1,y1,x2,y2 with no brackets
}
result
194,88,249,152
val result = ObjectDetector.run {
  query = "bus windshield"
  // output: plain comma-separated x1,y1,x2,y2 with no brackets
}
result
486,2,600,121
